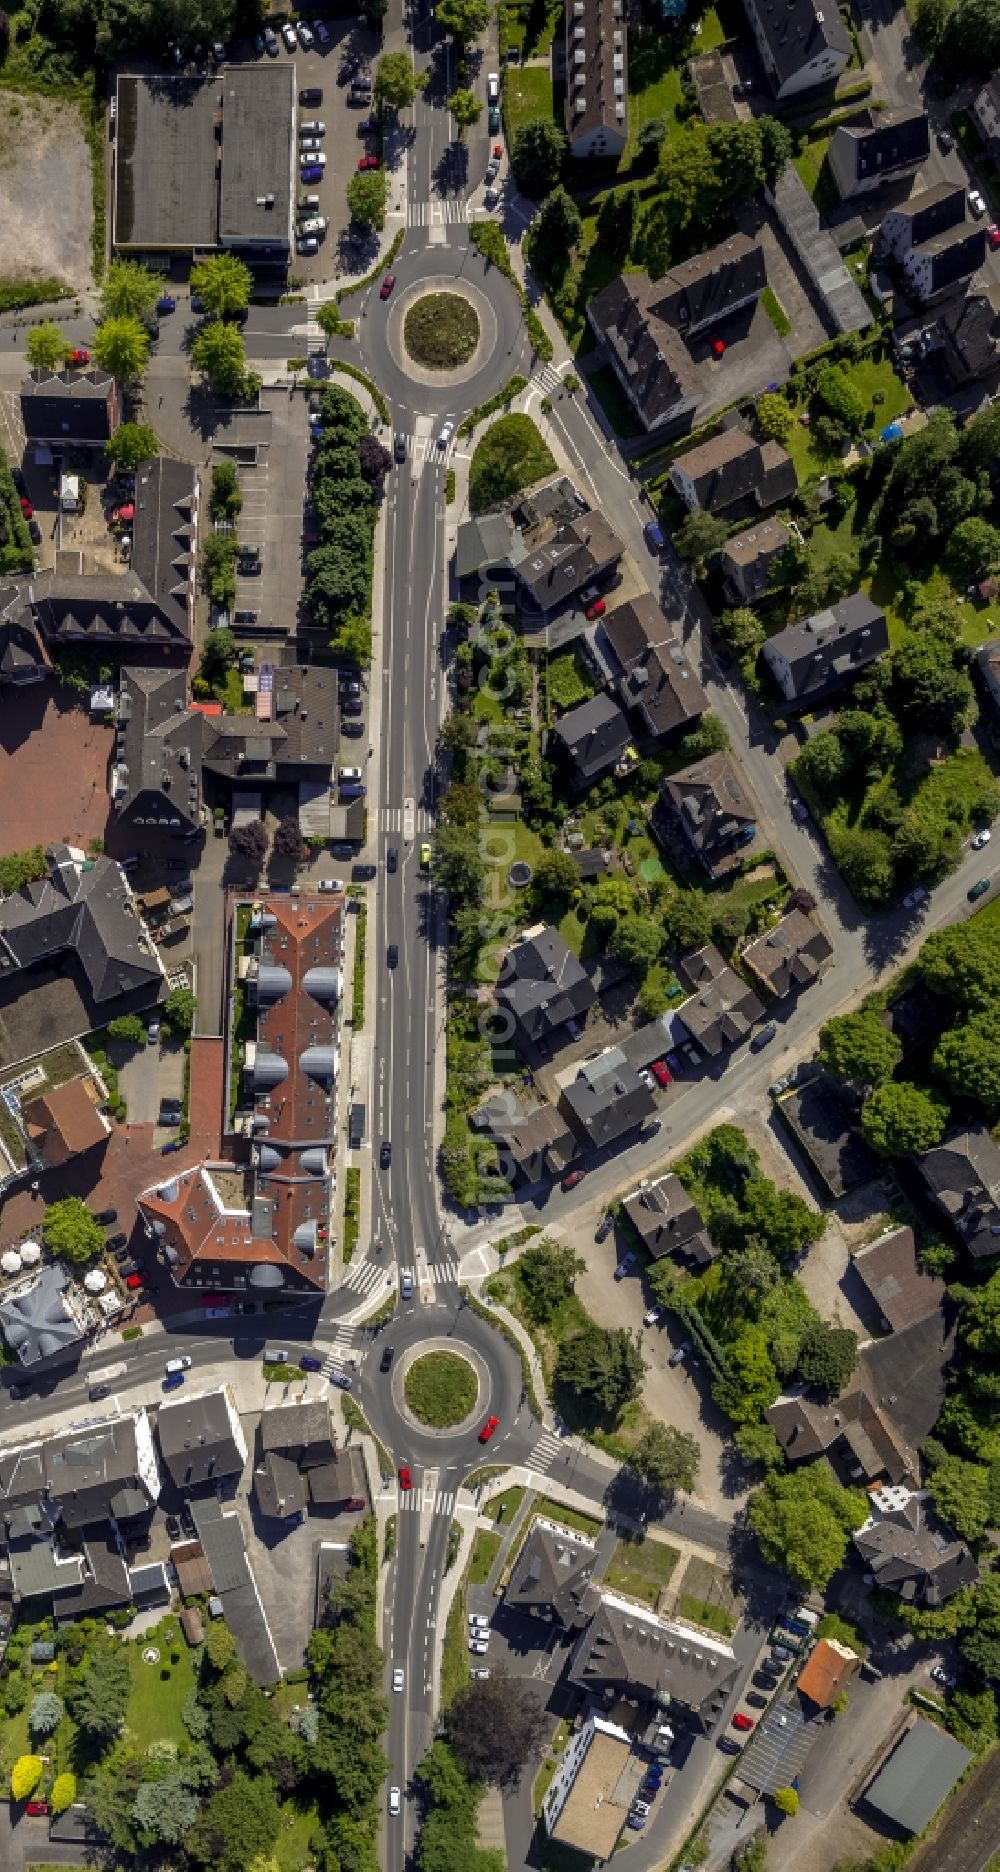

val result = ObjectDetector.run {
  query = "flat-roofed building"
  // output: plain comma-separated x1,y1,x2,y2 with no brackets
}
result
543,1714,634,1860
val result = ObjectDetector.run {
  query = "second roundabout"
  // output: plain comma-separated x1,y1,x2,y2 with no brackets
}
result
359,243,533,417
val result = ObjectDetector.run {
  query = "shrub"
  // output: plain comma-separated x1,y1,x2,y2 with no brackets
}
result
11,1755,43,1801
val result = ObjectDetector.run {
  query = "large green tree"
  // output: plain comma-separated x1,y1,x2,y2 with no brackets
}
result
436,0,493,40
748,1466,867,1588
191,319,250,395
819,1010,901,1087
934,1009,1000,1109
42,1196,103,1264
511,117,566,198
713,1328,779,1425
609,913,663,979
190,253,253,319
106,422,160,473
448,86,483,132
92,315,150,382
26,322,69,370
101,258,160,324
860,1081,949,1156
527,187,582,279
554,1322,645,1417
375,50,427,108
65,1644,130,1745
631,1422,700,1495
187,1771,280,1872
796,1320,858,1395
133,1777,200,1846
516,1240,585,1325
891,628,975,739
347,168,390,229
674,509,728,568
446,1673,549,1787
433,823,486,903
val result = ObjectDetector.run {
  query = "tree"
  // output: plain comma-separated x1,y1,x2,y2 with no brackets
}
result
928,1453,992,1543
201,530,238,605
26,321,69,370
511,117,567,198
272,815,305,860
597,186,639,257
187,1771,280,1872
713,1328,779,1425
675,508,728,568
375,49,427,108
891,628,975,739
357,434,393,498
210,459,242,520
164,986,197,1035
748,1466,867,1588
637,117,667,164
941,0,1000,77
934,1010,1000,1109
448,86,483,132
533,847,580,901
861,1081,949,1156
516,1239,584,1325
554,1322,645,1417
757,392,793,443
960,399,1000,475
347,167,390,229
134,1776,200,1845
28,1691,64,1737
437,0,493,36
740,1178,823,1261
107,1013,146,1044
772,1786,799,1816
831,822,895,907
663,888,713,954
191,319,250,395
733,1422,785,1473
819,1010,901,1088
190,253,254,319
446,1672,550,1787
204,1621,238,1673
66,1644,130,1745
11,1756,43,1801
433,823,486,904
721,1244,782,1311
92,315,150,382
106,422,160,473
631,1422,700,1495
50,1773,77,1815
758,114,793,188
947,516,1000,585
43,1196,103,1264
528,186,582,279
329,614,374,665
101,257,159,324
796,1320,857,1395
609,912,663,978
815,365,867,433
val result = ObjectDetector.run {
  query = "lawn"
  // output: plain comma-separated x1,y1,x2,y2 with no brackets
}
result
783,354,912,484
535,1495,603,1536
125,1616,198,1749
545,648,594,714
405,1351,479,1425
469,1529,503,1586
469,413,556,515
604,1535,680,1607
404,292,480,368
622,10,723,168
506,62,555,137
504,0,564,55
584,362,644,440
441,1580,471,1707
678,1592,737,1637
484,1483,526,1524
793,134,837,212
275,1799,321,1872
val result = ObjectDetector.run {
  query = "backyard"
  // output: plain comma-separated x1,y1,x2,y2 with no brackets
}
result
782,354,913,485
603,1534,680,1608
622,9,724,170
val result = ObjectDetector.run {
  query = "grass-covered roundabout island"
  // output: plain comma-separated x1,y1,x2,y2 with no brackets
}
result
403,291,480,369
404,1350,480,1426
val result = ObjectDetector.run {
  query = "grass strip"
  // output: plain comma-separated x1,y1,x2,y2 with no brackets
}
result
351,900,367,1029
457,373,529,439
327,360,390,425
461,1284,542,1420
342,1165,361,1264
469,221,553,362
337,226,406,303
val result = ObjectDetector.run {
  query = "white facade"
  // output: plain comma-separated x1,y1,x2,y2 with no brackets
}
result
742,0,848,99
973,78,1000,145
543,1714,633,1837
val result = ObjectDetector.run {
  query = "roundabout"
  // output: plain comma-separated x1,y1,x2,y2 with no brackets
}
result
403,291,480,370
358,242,533,418
401,1344,482,1434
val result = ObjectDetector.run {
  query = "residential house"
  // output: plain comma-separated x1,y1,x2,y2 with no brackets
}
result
600,596,708,740
454,513,518,583
879,184,966,263
550,692,632,791
828,108,930,201
779,1070,879,1197
569,1589,740,1732
796,1639,860,1709
505,1516,599,1628
719,519,791,603
496,924,596,1051
860,1720,971,1836
740,0,850,99
742,908,833,998
542,1714,634,1862
762,594,888,706
189,1499,279,1683
853,1484,978,1606
559,1046,655,1148
0,1263,96,1368
915,284,1000,393
306,1446,367,1514
624,1173,716,1264
670,428,796,515
112,667,203,836
200,663,341,788
917,1127,1000,1260
659,754,757,877
0,1410,160,1534
21,1074,111,1168
973,76,1000,148
493,1101,579,1184
564,0,628,159
0,584,51,687
0,843,164,1011
514,512,624,615
139,893,343,1297
977,638,1000,714
851,1225,946,1335
255,1399,338,1522
20,368,119,449
675,943,765,1056
157,1387,248,1492
903,223,987,303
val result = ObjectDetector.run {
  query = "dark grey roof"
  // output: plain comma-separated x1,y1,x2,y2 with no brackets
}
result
744,0,850,90
515,513,624,612
0,1263,83,1365
763,593,888,702
624,1174,715,1263
259,1398,334,1465
858,1309,956,1454
918,1127,1000,1258
20,368,117,445
742,908,833,995
569,1591,739,1725
885,183,966,247
851,1226,946,1333
653,235,766,333
662,753,756,863
254,1452,307,1519
671,428,796,514
863,1721,971,1834
588,273,700,429
497,925,596,1044
779,1071,879,1197
676,967,764,1056
114,666,202,832
506,1518,598,1628
130,457,198,640
601,596,708,739
0,1413,155,1530
218,64,295,247
307,1446,366,1507
831,107,929,185
500,1102,579,1178
854,1498,978,1603
191,1499,279,1683
201,665,340,779
455,514,518,579
157,1390,246,1488
909,224,988,294
0,847,162,1004
551,692,631,784
0,584,49,685
560,1047,656,1146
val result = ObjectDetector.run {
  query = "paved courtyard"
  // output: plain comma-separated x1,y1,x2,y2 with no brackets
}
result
0,684,112,854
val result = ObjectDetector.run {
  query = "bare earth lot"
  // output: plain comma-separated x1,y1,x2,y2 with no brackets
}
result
0,91,92,293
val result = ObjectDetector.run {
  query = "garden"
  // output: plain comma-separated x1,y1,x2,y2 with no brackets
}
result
468,413,556,515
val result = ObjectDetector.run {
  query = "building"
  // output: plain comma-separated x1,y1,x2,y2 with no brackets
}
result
675,944,765,1056
853,1484,978,1606
879,184,966,263
114,66,295,264
977,635,1000,714
0,843,164,1011
861,1720,971,1835
0,585,51,687
493,1101,579,1184
560,1046,656,1148
157,1387,248,1492
828,108,930,201
496,924,596,1051
903,223,987,303
659,754,757,877
569,1589,740,1732
600,597,708,740
649,235,766,336
506,1516,599,1628
112,667,203,837
740,0,850,98
454,512,519,582
306,1446,366,1513
0,1410,160,1530
917,1127,1000,1260
564,0,627,159
670,428,796,515
20,368,119,450
514,512,624,615
779,1070,879,1197
762,594,888,706
851,1225,946,1334
973,76,1000,148
139,893,342,1297
796,1637,860,1709
21,1074,111,1168
550,692,632,791
742,908,833,998
0,1263,92,1367
542,1714,635,1862
190,1498,279,1683
255,1399,340,1520
201,663,341,787
719,519,792,603
624,1174,716,1264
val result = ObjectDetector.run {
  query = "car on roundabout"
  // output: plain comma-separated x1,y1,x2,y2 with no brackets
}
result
398,1464,412,1492
478,1415,499,1443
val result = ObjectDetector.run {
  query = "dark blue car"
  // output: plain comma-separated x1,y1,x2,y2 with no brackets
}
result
157,294,177,313
300,163,324,183
162,1371,185,1391
300,1354,323,1373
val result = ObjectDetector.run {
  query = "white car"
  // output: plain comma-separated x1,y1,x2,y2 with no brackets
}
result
388,1786,401,1816
931,1666,957,1687
300,120,326,134
165,1356,192,1375
282,21,298,50
471,1667,491,1679
392,1667,404,1692
300,152,327,169
297,20,315,47
469,1637,489,1654
969,189,987,218
437,419,455,449
300,216,327,235
468,1613,489,1629
643,1306,664,1327
300,135,322,151
487,71,500,102
318,877,344,892
971,827,992,849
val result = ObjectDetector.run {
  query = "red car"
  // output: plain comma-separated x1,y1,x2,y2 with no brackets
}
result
68,347,90,365
493,143,503,158
398,1464,413,1492
19,496,33,518
125,1272,142,1290
562,1168,587,1191
478,1415,499,1443
358,153,380,170
732,1712,755,1731
988,223,1000,250
584,599,606,619
26,1801,49,1816
651,1059,672,1087
380,273,396,299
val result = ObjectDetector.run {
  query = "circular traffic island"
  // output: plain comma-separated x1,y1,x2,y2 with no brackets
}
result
404,1350,479,1427
403,291,480,369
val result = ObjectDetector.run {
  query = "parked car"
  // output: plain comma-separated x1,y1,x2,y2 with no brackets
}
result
937,127,955,150
264,27,279,52
300,216,327,235
358,152,380,170
732,1712,755,1731
487,70,500,101
595,1213,614,1242
643,1305,664,1327
162,1369,184,1388
668,1341,691,1367
281,21,297,49
25,1801,49,1817
299,150,326,168
750,1021,779,1051
300,119,326,134
614,1252,636,1282
296,20,314,46
717,1736,743,1755
902,886,928,909
388,1787,401,1817
300,84,323,103
330,1371,354,1391
380,1140,392,1167
651,1059,671,1086
971,827,992,849
931,1666,957,1687
969,877,991,901
68,347,91,365
469,1637,488,1654
94,1207,118,1226
562,1167,587,1190
969,188,987,217
28,518,41,545
19,495,33,518
584,598,606,619
165,1356,192,1375
300,1354,323,1372
300,164,324,183
988,223,1000,250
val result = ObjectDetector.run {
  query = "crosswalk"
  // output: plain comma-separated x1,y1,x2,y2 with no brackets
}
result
408,197,468,227
323,1323,359,1367
423,1258,460,1290
342,1256,387,1301
535,362,563,396
526,1431,564,1475
399,1485,457,1515
380,805,435,834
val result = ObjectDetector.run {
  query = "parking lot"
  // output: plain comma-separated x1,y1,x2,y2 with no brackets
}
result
224,389,311,632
